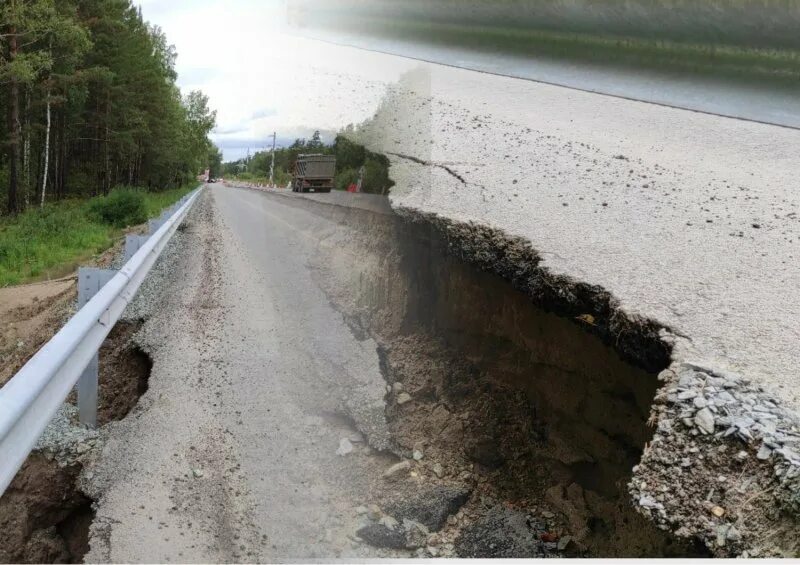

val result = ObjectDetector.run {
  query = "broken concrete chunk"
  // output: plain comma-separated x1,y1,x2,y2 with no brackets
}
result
455,506,548,558
385,485,472,531
557,535,574,551
756,444,773,460
695,408,716,434
336,438,354,456
638,494,663,510
356,523,407,549
396,392,412,405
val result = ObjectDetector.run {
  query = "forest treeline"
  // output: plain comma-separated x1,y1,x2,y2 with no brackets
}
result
224,131,394,195
0,0,218,216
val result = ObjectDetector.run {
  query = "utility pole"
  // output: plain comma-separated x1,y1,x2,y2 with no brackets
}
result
356,164,365,193
269,132,276,187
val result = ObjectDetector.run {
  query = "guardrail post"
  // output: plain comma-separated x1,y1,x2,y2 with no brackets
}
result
77,267,118,427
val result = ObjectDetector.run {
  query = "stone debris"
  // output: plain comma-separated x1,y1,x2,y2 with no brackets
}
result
402,519,429,549
367,504,382,521
631,362,800,556
356,522,407,550
384,484,472,531
336,438,354,456
396,392,412,405
694,408,715,434
454,505,553,558
35,404,101,467
382,460,412,479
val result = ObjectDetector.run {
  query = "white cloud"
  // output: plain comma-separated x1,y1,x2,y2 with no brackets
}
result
137,0,417,160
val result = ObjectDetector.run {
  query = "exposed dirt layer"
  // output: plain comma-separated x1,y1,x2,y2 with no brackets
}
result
253,190,697,556
0,453,93,564
257,187,799,556
97,321,152,425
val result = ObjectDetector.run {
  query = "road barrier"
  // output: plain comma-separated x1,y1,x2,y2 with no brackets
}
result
0,187,202,496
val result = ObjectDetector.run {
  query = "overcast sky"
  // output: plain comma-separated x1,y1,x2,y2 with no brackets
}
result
137,0,415,161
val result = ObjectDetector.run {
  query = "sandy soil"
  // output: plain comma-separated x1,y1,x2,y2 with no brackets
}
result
0,279,76,388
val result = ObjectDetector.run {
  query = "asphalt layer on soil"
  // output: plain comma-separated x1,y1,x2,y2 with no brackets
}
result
353,59,800,414
84,187,399,562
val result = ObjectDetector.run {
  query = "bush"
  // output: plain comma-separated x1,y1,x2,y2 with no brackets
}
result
363,157,394,195
87,188,147,228
335,168,359,191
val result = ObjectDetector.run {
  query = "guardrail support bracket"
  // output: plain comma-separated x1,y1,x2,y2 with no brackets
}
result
124,235,151,262
77,267,118,428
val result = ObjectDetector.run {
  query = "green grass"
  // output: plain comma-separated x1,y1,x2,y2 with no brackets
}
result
142,185,196,217
0,184,197,287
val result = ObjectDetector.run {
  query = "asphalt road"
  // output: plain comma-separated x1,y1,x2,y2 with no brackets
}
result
85,186,396,562
300,29,800,130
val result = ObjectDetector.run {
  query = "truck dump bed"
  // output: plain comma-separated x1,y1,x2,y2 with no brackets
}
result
295,155,336,178
293,154,336,193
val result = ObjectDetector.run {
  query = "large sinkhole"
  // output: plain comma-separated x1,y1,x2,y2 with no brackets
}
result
384,216,682,556
0,321,152,563
294,193,702,556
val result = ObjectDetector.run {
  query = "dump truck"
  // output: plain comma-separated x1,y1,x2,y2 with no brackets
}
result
292,154,336,193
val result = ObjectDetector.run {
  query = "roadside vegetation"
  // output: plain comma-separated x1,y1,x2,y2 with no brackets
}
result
0,1,218,215
0,1,217,285
0,185,195,286
223,131,394,195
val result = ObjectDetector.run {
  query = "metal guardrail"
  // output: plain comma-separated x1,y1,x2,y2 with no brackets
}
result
0,187,202,496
